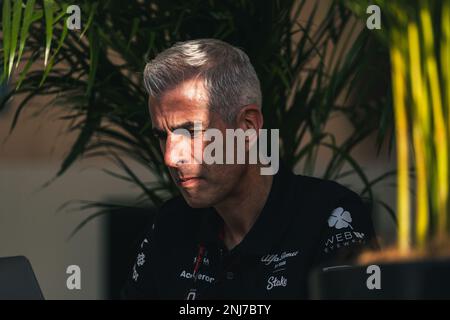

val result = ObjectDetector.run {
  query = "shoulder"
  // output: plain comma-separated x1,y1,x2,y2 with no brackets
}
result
293,173,359,196
278,172,377,265
287,172,364,208
282,171,371,233
122,196,200,295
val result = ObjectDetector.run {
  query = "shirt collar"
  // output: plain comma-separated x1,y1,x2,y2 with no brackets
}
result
198,162,296,256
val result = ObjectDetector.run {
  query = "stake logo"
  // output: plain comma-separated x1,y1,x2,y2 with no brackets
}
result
266,275,288,291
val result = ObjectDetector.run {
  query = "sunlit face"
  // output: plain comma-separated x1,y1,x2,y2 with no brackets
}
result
149,79,246,208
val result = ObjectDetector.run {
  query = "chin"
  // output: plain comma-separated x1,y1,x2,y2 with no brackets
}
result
181,193,215,208
184,197,211,209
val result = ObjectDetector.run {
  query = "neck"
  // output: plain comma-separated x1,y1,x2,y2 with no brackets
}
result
214,165,274,250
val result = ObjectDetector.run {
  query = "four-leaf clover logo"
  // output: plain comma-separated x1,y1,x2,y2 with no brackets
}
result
328,207,353,230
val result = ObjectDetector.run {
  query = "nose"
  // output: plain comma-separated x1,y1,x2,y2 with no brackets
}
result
163,133,191,168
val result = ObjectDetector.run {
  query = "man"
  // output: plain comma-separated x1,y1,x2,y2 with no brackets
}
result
122,39,377,299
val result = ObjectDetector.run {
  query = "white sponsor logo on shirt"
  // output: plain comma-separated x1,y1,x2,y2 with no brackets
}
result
180,270,215,283
328,207,353,230
260,251,299,266
323,231,366,253
266,276,288,290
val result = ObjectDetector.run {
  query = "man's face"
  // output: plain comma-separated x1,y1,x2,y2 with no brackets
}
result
149,79,246,208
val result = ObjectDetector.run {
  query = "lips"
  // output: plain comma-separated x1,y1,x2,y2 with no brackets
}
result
176,176,203,187
177,176,197,182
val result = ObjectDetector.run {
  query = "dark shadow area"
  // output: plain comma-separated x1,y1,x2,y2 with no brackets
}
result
105,205,156,299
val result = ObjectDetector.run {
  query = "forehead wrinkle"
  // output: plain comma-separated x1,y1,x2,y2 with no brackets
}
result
181,79,209,103
149,79,213,132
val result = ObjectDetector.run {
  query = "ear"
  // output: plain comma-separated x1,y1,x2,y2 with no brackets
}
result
235,104,263,132
235,104,263,151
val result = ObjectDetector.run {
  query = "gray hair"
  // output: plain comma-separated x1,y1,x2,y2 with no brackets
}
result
143,39,262,123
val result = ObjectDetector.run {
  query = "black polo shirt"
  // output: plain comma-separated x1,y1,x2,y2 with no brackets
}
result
121,165,377,299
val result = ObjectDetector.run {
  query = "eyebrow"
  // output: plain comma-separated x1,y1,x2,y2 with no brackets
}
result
152,121,201,136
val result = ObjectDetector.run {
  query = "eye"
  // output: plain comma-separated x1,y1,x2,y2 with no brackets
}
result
189,129,204,138
188,130,197,137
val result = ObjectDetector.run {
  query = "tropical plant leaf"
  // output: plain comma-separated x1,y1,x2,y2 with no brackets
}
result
7,0,22,76
2,0,11,82
16,0,36,68
43,0,54,66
